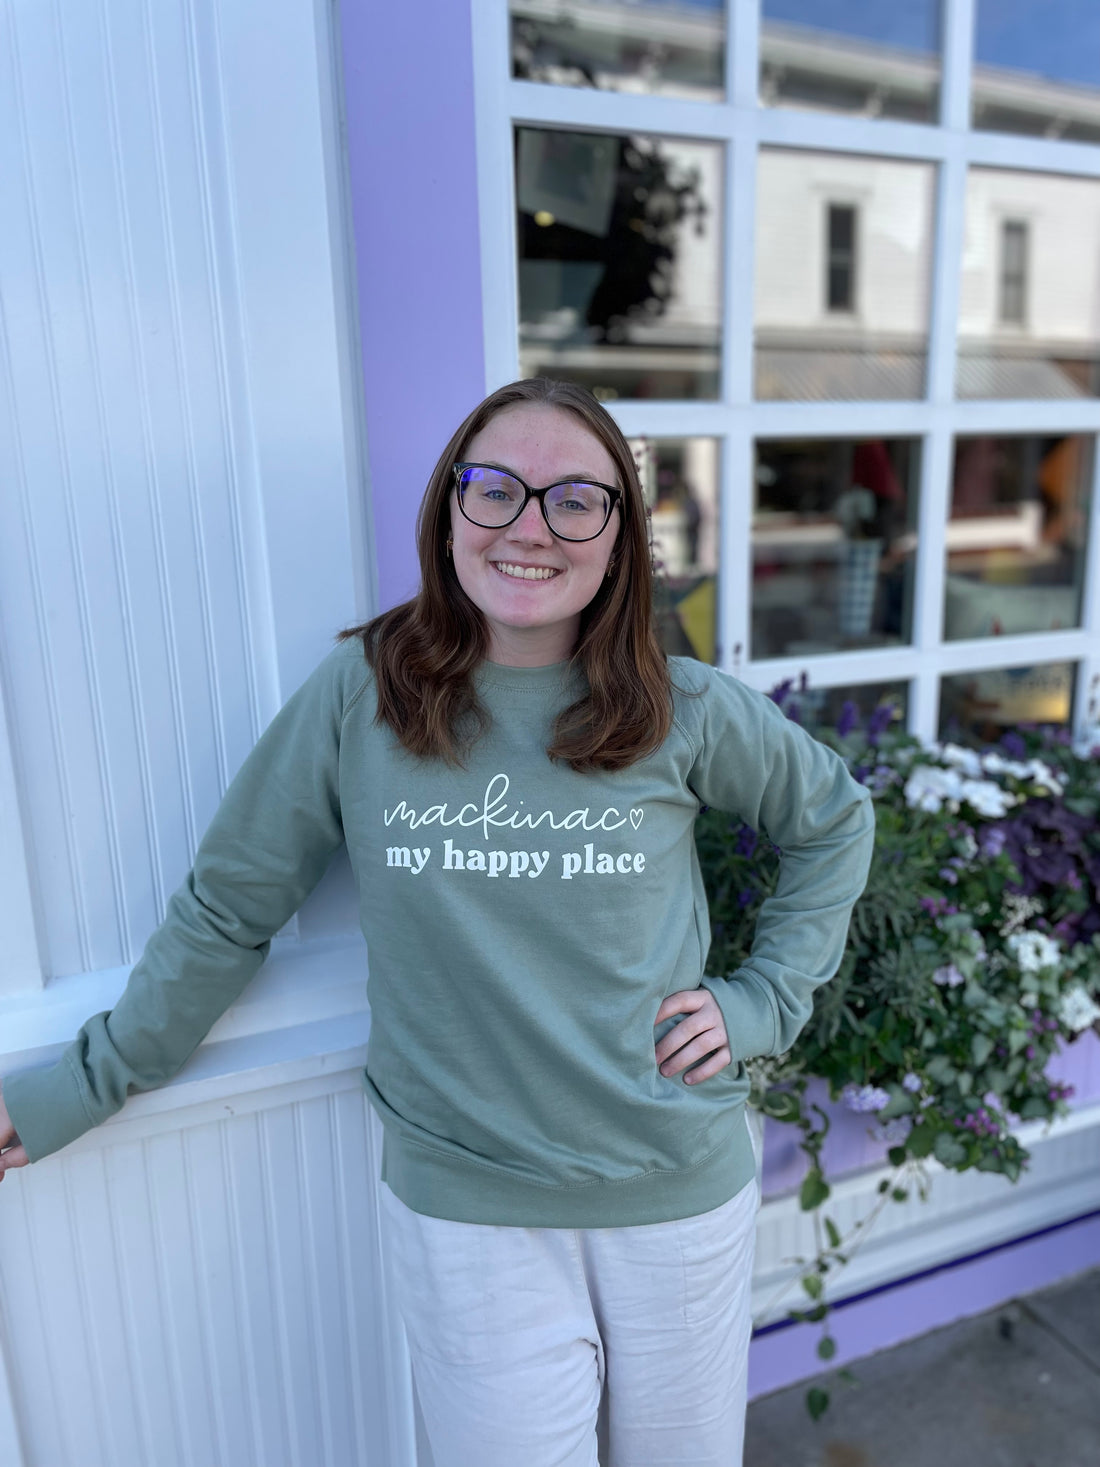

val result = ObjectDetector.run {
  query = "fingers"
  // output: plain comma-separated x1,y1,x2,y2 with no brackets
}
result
654,989,708,1026
654,989,732,1084
0,1143,29,1180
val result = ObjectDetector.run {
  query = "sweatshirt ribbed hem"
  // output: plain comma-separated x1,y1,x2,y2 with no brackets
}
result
365,1070,757,1228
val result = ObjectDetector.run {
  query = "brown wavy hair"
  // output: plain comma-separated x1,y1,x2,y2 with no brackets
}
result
339,377,672,771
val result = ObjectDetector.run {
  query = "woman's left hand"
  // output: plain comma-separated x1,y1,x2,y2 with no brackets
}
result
653,989,732,1085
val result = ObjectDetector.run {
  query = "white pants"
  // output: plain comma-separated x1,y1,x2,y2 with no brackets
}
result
378,1177,759,1467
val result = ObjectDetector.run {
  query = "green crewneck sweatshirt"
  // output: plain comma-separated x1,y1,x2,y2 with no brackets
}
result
4,640,874,1226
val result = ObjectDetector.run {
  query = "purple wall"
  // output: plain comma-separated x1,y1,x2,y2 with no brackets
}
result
339,0,486,611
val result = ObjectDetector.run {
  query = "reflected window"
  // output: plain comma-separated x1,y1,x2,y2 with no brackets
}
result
999,221,1028,326
752,437,919,659
944,435,1092,642
958,170,1100,399
974,1,1100,143
755,150,934,401
826,204,857,312
760,0,940,123
630,436,720,663
940,663,1075,746
516,127,722,400
510,0,726,102
799,680,909,736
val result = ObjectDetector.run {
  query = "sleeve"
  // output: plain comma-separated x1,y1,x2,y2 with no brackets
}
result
3,645,366,1163
685,667,876,1065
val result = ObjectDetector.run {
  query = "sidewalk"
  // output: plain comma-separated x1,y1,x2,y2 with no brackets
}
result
744,1265,1100,1467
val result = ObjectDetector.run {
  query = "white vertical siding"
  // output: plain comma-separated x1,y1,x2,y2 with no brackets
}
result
0,0,366,986
0,1079,417,1467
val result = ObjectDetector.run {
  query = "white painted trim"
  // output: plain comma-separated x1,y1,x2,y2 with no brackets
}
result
472,0,522,394
0,934,369,1067
752,1101,1100,1326
939,0,975,134
0,670,44,996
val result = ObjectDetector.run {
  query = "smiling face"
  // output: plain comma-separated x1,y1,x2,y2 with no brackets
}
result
450,403,621,666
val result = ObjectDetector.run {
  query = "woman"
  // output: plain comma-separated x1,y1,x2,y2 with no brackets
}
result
0,378,874,1465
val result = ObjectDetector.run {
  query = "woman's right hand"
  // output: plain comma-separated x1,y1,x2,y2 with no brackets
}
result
0,1082,29,1182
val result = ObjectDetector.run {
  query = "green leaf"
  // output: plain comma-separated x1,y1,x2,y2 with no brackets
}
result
800,1169,831,1212
887,1145,908,1167
802,1272,824,1301
761,1090,802,1123
817,1335,837,1361
971,1033,994,1068
891,1187,909,1203
824,1217,842,1250
933,1133,967,1167
837,1369,858,1386
807,1387,830,1421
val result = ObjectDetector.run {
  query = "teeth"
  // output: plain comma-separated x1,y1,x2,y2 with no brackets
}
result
494,563,559,581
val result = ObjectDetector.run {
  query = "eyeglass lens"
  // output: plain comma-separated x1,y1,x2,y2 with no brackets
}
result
458,466,611,539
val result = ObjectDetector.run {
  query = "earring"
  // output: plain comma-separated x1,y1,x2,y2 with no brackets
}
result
446,535,453,557
605,557,616,579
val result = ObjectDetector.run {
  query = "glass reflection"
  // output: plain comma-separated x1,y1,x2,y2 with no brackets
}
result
940,663,1075,746
945,435,1092,641
517,127,722,399
760,0,940,123
630,436,719,662
755,150,934,401
752,437,919,659
973,1,1100,142
511,0,726,101
798,680,909,736
958,170,1100,399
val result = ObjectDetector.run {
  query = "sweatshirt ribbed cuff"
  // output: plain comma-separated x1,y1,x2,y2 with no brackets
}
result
3,1056,94,1164
701,969,779,1065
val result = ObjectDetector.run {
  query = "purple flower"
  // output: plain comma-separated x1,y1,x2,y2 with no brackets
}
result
842,1082,892,1113
735,825,758,858
867,703,894,743
836,700,860,738
737,888,754,908
902,1072,922,1093
938,867,959,886
979,827,1007,859
1001,732,1027,760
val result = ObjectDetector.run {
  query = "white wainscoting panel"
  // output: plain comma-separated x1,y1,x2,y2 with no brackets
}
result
0,1067,418,1467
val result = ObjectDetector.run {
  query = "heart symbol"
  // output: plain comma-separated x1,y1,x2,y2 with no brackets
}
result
629,808,644,830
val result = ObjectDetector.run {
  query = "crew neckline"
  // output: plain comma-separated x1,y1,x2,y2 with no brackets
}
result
474,658,583,694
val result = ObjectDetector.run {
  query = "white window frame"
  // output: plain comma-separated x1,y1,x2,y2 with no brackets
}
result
471,0,1100,744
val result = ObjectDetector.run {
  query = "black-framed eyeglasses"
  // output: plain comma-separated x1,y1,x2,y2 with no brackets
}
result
453,462,622,542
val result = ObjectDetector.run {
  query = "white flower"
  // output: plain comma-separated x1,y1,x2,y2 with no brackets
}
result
958,779,1017,818
1006,930,1062,976
933,964,966,988
1058,986,1100,1034
940,743,984,777
904,765,964,813
1024,759,1063,796
841,1083,891,1114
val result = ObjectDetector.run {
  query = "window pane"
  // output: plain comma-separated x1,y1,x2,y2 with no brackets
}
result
755,150,934,401
511,0,726,101
630,436,720,663
940,663,1075,745
958,170,1100,399
798,680,909,736
517,128,722,400
945,435,1092,641
752,437,919,659
760,0,940,123
974,1,1100,142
